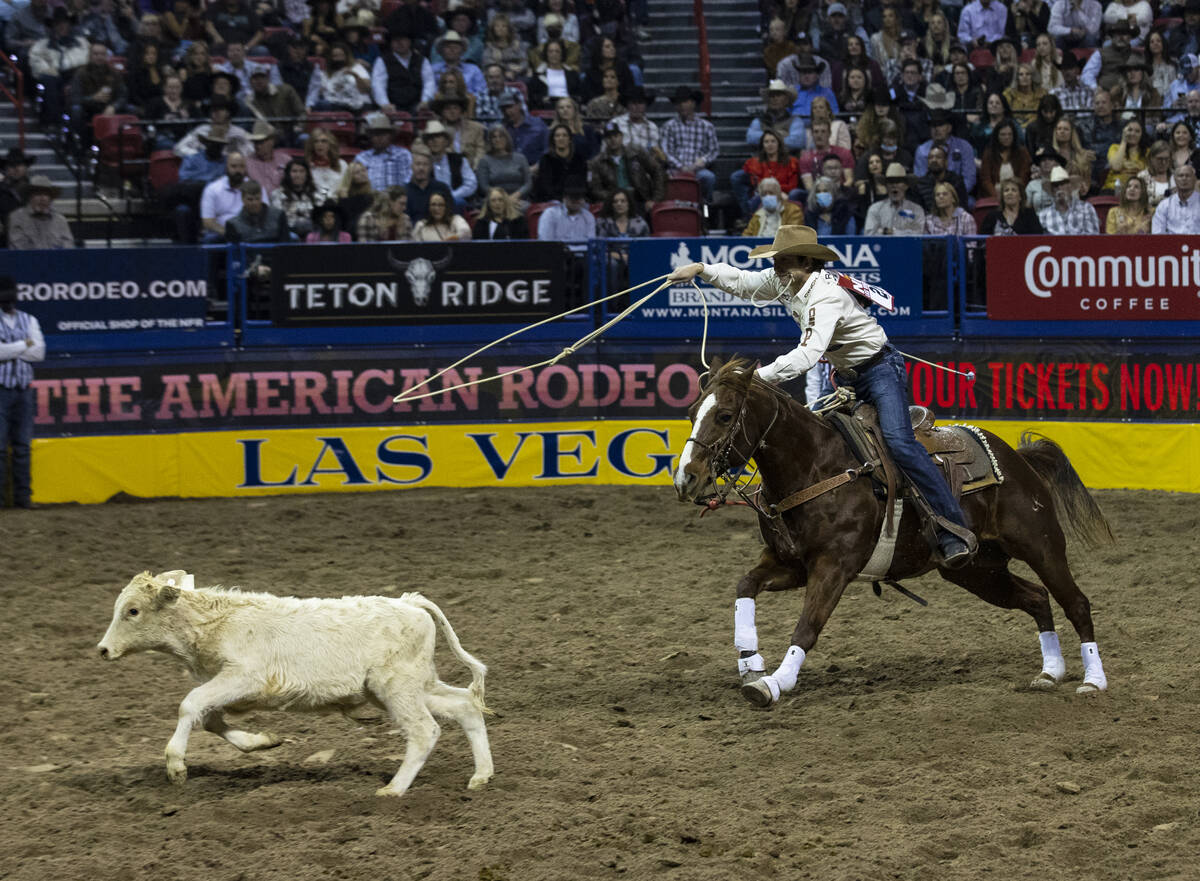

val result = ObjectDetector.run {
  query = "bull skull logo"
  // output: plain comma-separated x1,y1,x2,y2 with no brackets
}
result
388,249,454,307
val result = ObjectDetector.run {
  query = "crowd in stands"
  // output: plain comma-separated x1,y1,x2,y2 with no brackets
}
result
0,0,675,246
0,0,1198,248
745,0,1200,237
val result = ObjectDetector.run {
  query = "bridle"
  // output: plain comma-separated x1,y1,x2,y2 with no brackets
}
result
685,378,782,515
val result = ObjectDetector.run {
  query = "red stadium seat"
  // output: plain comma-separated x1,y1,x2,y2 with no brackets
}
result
1018,48,1036,64
263,26,296,41
1153,17,1182,30
306,111,358,145
1071,47,1098,62
969,48,994,69
1088,195,1118,230
665,171,701,204
650,201,702,237
971,196,998,230
93,115,145,180
380,0,402,21
252,55,279,66
530,108,555,120
526,201,553,238
148,150,181,192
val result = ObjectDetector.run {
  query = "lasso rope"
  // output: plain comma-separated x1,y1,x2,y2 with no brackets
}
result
393,272,715,404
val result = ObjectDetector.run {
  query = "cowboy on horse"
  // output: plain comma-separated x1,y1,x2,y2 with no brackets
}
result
666,224,976,568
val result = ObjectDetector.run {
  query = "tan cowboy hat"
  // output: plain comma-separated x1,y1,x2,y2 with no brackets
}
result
920,83,955,111
27,174,61,198
760,78,797,104
1048,166,1071,184
249,120,277,141
884,162,909,181
748,225,840,261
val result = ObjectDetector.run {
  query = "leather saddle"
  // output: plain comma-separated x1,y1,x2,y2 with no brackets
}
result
826,403,1003,501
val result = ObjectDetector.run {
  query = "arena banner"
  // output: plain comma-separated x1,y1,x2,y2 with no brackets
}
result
29,418,1200,504
0,247,212,334
267,241,568,325
986,235,1200,321
622,236,928,334
29,340,1200,437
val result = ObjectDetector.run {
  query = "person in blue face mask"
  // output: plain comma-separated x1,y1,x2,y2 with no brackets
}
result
742,177,803,237
804,176,857,235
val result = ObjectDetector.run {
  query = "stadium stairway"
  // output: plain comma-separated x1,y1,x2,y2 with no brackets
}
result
639,0,767,229
0,100,167,247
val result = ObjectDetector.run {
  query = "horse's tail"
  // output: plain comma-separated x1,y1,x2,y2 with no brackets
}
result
403,592,493,715
1016,431,1114,547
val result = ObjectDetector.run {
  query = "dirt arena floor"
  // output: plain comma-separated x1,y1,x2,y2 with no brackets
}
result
1,485,1197,881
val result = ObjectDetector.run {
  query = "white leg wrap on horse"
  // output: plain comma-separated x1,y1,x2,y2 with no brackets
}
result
770,646,806,693
1038,631,1066,681
738,653,766,676
734,598,758,653
1080,642,1107,690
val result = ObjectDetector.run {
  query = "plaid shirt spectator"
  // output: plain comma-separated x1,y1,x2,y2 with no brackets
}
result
1052,81,1094,112
610,114,661,155
476,86,525,122
885,56,934,85
1038,198,1099,234
357,145,413,190
662,116,719,170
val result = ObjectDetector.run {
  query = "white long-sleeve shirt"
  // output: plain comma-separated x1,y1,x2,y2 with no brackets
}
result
698,265,888,383
0,310,46,388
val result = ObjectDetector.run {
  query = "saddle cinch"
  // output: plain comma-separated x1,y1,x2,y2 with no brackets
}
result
827,403,1003,502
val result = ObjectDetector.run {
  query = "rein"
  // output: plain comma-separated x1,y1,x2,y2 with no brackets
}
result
693,380,876,534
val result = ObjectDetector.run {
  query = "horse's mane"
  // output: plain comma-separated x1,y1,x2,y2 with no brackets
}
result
703,356,809,417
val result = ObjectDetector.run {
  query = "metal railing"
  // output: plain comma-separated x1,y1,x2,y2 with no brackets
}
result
0,53,25,149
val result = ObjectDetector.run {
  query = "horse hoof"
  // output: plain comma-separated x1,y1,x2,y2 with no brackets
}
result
1029,672,1060,690
740,678,776,708
740,669,766,686
1075,681,1105,695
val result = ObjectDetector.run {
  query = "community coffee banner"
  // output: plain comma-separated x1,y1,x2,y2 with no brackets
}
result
28,340,1200,437
268,241,568,325
0,247,212,334
986,235,1200,321
624,236,929,336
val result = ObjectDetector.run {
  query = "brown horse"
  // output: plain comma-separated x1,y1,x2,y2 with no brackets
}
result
673,357,1114,708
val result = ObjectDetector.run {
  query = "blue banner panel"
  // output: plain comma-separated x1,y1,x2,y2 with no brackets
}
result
267,241,568,325
0,247,212,334
621,236,930,338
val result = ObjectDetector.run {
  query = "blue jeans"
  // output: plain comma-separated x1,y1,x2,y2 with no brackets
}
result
0,385,34,507
850,348,969,533
695,168,716,203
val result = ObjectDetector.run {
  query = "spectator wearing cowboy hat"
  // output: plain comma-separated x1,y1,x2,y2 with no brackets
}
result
306,201,352,243
1082,19,1136,91
1120,56,1161,122
372,24,436,114
209,70,253,118
781,55,838,119
662,86,719,203
863,163,926,235
246,67,306,146
341,10,382,68
528,12,581,71
382,0,440,55
432,93,486,166
588,120,665,213
7,176,75,250
609,87,663,163
173,95,252,158
29,7,89,126
1167,1,1200,60
431,30,485,99
746,80,806,153
245,121,290,197
1038,164,1099,233
420,120,477,211
1052,50,1093,111
0,273,46,509
357,112,414,191
914,108,977,197
776,32,833,92
1026,146,1068,211
436,5,483,66
0,149,37,233
1047,0,1102,51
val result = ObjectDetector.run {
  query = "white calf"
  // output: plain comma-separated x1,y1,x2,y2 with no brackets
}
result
97,570,494,797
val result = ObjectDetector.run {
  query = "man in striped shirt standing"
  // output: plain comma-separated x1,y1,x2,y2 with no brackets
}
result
0,276,44,509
